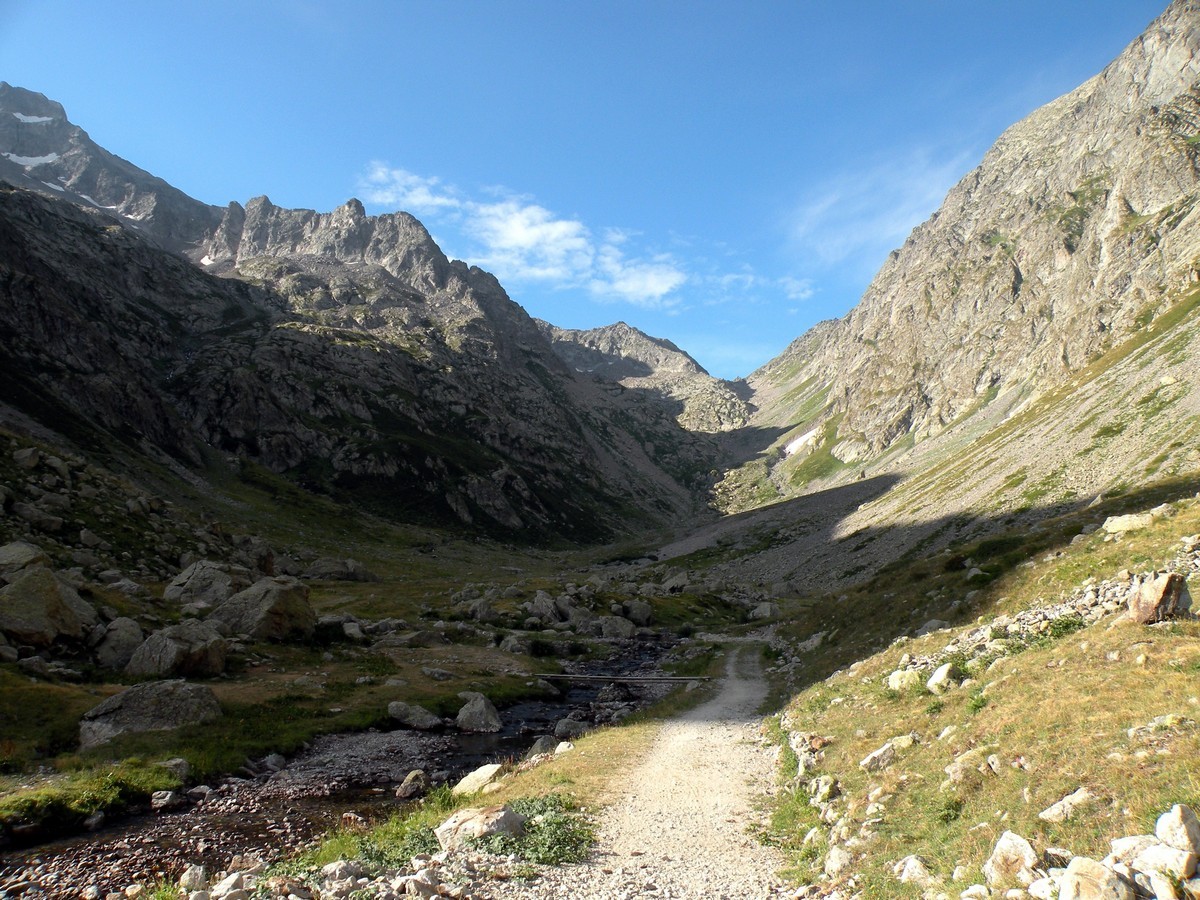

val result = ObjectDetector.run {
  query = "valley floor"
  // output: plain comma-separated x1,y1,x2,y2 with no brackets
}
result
488,644,788,900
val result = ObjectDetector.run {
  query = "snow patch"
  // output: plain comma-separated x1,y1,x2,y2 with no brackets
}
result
3,151,59,166
41,180,64,192
77,193,119,210
12,112,54,124
784,428,820,457
200,255,215,266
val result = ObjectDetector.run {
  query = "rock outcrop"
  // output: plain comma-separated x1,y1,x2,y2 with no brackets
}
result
78,680,223,750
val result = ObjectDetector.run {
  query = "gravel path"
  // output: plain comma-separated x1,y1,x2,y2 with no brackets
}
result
489,644,790,899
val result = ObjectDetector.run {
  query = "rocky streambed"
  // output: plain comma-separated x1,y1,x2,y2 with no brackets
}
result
0,645,677,897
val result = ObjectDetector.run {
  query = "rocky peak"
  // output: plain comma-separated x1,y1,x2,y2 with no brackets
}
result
0,82,221,253
538,319,752,433
745,1,1200,471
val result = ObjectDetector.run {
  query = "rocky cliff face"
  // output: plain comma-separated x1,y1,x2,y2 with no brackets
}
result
537,320,752,433
0,85,713,542
0,83,221,253
743,1,1200,489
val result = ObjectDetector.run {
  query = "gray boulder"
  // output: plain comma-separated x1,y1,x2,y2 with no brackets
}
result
208,576,316,641
163,561,243,609
79,680,223,749
597,615,636,639
622,599,654,626
388,701,443,730
554,718,590,740
456,692,502,732
0,541,50,582
302,557,380,582
125,620,228,677
94,617,145,670
0,565,99,647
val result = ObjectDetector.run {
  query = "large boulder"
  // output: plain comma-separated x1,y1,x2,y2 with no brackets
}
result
597,615,636,639
434,805,525,851
0,541,50,582
125,620,228,677
1127,573,1192,624
388,701,443,730
302,558,380,582
451,764,504,796
163,561,244,609
983,831,1040,888
1058,856,1135,900
0,566,99,647
93,617,145,670
456,692,502,732
622,599,654,627
208,577,316,641
79,680,223,749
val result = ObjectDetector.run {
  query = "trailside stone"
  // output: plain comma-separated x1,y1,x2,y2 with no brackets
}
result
1058,856,1134,900
125,620,228,678
451,763,504,796
983,831,1040,888
1127,573,1192,624
94,617,144,670
525,735,558,759
1157,805,1200,854
455,692,501,732
79,680,222,749
434,805,525,851
0,565,99,647
387,701,442,730
208,577,315,641
554,718,589,741
750,602,781,620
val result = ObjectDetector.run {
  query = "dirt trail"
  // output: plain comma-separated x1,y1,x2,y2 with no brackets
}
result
491,643,789,899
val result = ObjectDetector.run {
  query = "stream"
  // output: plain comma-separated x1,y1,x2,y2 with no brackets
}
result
0,643,674,897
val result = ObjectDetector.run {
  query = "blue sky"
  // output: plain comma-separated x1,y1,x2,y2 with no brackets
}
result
0,0,1168,378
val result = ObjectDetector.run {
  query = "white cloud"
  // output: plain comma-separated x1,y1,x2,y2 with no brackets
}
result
360,162,692,307
787,146,974,275
465,200,594,282
360,163,460,214
590,246,686,306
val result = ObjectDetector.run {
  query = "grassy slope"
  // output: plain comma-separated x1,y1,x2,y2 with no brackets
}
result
758,478,1200,893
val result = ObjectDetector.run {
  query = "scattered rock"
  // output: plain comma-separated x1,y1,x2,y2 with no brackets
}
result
1126,572,1192,624
125,620,228,677
207,577,316,641
983,831,1040,888
1039,787,1098,823
387,701,443,731
0,565,99,647
455,692,501,733
451,763,504,796
434,804,525,851
79,680,223,749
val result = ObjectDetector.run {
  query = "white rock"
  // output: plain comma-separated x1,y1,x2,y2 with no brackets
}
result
1038,787,1097,823
1058,856,1134,900
887,668,922,692
927,662,959,695
1131,842,1196,880
1156,805,1200,854
983,831,1040,888
824,845,854,878
451,762,503,795
894,855,935,886
859,741,896,772
434,804,525,852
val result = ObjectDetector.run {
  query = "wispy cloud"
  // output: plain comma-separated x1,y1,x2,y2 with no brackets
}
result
786,146,975,277
360,163,686,308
